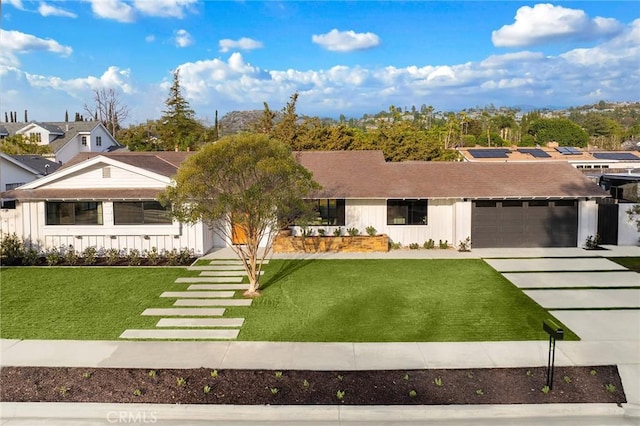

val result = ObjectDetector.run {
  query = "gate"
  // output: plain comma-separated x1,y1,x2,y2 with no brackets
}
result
597,202,619,245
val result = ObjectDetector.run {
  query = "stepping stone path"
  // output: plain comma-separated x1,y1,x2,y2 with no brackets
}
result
119,259,266,340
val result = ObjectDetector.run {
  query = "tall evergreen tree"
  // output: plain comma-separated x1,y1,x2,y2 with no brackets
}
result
158,69,203,151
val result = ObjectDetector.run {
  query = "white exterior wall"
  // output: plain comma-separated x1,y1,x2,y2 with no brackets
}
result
618,203,640,246
577,199,599,246
0,160,37,192
0,200,211,256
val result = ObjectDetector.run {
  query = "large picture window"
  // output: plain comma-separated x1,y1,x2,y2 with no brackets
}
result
114,201,172,225
307,199,345,226
387,199,428,225
46,202,103,225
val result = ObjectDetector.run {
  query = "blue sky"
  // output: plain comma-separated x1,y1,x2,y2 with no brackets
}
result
1,1,639,125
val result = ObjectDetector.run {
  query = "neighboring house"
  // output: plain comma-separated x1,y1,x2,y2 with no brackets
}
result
1,150,625,253
0,154,61,208
0,152,219,255
0,121,122,164
457,145,640,174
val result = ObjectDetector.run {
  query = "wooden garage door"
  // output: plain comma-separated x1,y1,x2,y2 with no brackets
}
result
472,200,578,248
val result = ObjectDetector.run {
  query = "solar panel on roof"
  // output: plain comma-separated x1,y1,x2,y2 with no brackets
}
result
468,149,510,159
592,152,640,161
555,147,582,155
517,148,552,158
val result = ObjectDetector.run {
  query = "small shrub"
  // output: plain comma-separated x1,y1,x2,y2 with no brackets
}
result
403,374,409,381
82,246,98,265
590,369,598,376
457,237,471,252
302,379,310,388
210,370,218,378
408,389,417,398
409,242,420,250
0,233,24,265
365,226,377,236
317,228,326,236
605,383,616,393
127,248,141,266
64,245,79,265
82,372,92,379
176,377,186,387
45,247,61,266
203,385,211,394
178,248,194,265
336,390,345,400
145,247,160,265
475,389,484,395
584,234,601,250
105,248,121,265
148,370,156,378
389,241,402,250
133,389,142,397
423,239,435,249
434,377,443,387
333,227,343,237
438,240,449,249
346,227,359,236
22,248,40,266
336,374,344,381
526,370,533,377
59,386,69,396
164,248,180,266
563,375,571,384
274,371,283,378
270,387,279,395
301,226,313,237
541,385,550,394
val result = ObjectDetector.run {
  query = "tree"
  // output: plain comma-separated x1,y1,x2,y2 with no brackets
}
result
158,69,204,151
251,102,277,134
272,92,300,149
160,134,320,297
84,88,130,136
0,134,52,155
528,118,589,147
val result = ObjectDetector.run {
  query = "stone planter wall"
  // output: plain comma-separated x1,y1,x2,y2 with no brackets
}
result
273,234,389,253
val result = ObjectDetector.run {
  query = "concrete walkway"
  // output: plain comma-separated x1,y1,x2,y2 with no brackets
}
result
1,246,639,425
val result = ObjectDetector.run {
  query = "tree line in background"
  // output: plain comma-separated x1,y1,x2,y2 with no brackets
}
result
3,69,640,161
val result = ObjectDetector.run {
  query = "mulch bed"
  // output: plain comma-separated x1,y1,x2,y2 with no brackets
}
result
0,365,626,405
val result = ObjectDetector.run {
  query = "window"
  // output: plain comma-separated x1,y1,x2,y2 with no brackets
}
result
5,182,25,190
113,201,172,225
46,202,103,225
32,132,42,143
1,200,16,209
307,199,345,226
96,136,102,146
387,199,427,225
81,136,87,146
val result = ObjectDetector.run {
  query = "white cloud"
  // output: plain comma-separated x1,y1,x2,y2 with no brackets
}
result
0,29,72,66
174,29,194,48
492,3,624,47
26,66,134,95
4,0,25,10
38,2,77,18
219,37,263,53
89,0,136,23
145,35,156,43
133,0,197,18
312,29,381,52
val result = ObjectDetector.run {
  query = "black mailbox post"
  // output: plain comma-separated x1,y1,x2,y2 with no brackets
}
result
543,319,564,390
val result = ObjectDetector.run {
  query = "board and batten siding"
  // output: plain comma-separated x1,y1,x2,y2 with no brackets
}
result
46,164,167,189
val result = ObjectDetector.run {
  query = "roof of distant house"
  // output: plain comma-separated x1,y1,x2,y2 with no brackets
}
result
5,154,62,175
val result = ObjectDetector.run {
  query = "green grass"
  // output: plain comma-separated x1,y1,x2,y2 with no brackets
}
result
228,259,578,342
1,260,578,342
0,267,193,340
608,257,640,272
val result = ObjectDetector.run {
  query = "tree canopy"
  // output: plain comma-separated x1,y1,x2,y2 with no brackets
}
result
160,133,320,296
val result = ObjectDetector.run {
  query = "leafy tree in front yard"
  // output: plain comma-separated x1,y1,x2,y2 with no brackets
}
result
159,133,320,297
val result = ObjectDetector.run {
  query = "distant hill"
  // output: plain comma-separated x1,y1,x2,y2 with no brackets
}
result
218,110,281,136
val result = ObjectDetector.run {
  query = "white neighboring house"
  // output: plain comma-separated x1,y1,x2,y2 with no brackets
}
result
0,152,219,256
0,154,61,201
0,121,122,164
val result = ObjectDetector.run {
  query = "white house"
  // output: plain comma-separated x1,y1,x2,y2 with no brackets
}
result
0,152,218,256
0,121,122,164
0,154,61,194
1,150,625,254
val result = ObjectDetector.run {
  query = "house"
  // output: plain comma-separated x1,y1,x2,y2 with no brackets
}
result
0,121,122,164
0,152,219,256
0,153,61,192
1,150,628,254
457,146,640,174
293,151,611,248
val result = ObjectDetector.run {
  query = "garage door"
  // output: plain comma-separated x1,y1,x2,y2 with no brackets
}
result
472,200,578,248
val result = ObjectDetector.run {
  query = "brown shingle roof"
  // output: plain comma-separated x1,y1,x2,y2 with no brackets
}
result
295,150,609,199
62,151,192,177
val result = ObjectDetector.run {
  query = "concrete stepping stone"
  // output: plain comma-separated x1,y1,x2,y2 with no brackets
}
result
485,258,627,272
160,291,235,298
175,277,243,283
199,271,264,277
120,329,239,339
504,271,640,289
209,260,269,265
187,284,248,290
188,265,246,271
156,318,245,328
174,299,252,307
523,288,640,309
141,308,225,316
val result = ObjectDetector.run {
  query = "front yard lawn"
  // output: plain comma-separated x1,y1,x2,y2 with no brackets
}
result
0,260,577,341
228,259,578,342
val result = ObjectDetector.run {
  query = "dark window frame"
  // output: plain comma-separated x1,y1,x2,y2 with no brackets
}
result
306,199,345,226
45,201,103,225
387,199,428,225
113,201,172,225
